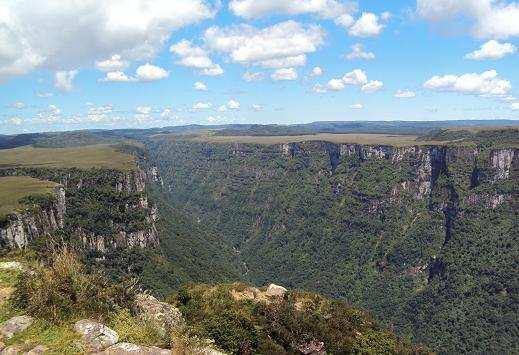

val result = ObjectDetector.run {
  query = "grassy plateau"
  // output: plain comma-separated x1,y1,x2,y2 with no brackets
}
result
0,176,58,218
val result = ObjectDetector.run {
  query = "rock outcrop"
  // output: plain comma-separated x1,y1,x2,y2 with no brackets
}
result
0,316,33,340
74,319,119,351
0,186,65,249
133,294,184,337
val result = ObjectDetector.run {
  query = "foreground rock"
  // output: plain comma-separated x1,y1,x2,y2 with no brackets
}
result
102,342,171,354
0,315,33,340
265,284,287,297
74,320,118,351
133,294,184,337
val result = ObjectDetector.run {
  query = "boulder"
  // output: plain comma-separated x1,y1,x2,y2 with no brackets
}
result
25,345,48,354
74,320,118,351
265,284,287,298
133,294,184,337
0,262,24,272
102,342,171,354
0,315,33,340
298,340,325,355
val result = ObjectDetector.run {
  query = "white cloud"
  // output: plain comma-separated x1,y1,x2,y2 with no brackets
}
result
11,102,26,109
217,105,228,112
204,21,325,69
95,55,129,72
258,55,306,69
36,92,53,98
54,70,77,92
348,13,385,37
227,99,241,110
502,96,517,102
346,43,375,60
465,40,516,60
0,0,217,81
511,102,519,110
271,68,298,81
8,117,23,125
394,89,416,98
192,102,212,110
310,66,323,77
251,104,263,111
170,40,224,76
349,103,363,109
136,106,152,114
342,69,368,85
423,70,511,97
312,84,327,93
194,81,208,91
361,80,383,93
243,71,265,82
417,0,519,38
229,0,352,19
327,78,345,91
88,105,113,122
135,63,169,81
101,71,135,82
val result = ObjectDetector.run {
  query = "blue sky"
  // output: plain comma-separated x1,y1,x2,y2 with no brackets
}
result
1,0,518,134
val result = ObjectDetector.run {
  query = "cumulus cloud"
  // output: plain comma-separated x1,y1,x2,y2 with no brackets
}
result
361,80,384,93
135,63,169,81
0,0,217,81
423,70,511,97
511,102,519,110
417,0,519,38
465,40,516,60
192,102,212,111
136,106,152,114
7,117,23,125
170,40,224,76
229,0,353,19
194,81,208,91
349,103,363,109
394,89,416,98
251,104,263,111
327,78,346,91
348,13,386,37
227,99,241,110
101,71,135,82
342,69,368,85
271,68,298,81
95,55,129,72
243,71,265,82
312,84,327,93
54,70,78,92
346,43,375,60
310,66,323,77
204,21,325,69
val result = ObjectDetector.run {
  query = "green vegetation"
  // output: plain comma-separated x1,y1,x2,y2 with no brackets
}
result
0,144,136,170
192,132,439,146
420,127,519,148
171,283,427,354
0,176,57,219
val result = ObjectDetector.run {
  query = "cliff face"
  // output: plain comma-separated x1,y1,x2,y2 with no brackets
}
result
0,166,161,253
148,137,517,354
0,186,66,249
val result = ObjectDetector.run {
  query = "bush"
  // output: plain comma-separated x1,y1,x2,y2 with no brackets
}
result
12,248,136,323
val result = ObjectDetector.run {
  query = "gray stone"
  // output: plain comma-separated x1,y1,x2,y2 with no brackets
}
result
265,284,287,298
74,320,118,351
134,294,184,337
103,343,171,354
0,316,33,340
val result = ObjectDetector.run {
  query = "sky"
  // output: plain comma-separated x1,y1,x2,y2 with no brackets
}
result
0,0,519,135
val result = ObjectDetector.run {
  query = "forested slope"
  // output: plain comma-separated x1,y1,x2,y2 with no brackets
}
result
146,134,518,353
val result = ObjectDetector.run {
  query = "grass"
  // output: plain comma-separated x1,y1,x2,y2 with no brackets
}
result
192,133,445,146
0,176,58,218
0,144,136,170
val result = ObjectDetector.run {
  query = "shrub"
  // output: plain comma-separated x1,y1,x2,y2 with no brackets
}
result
12,248,136,323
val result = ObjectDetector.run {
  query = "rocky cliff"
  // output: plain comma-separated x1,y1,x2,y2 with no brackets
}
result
0,186,65,249
0,166,161,253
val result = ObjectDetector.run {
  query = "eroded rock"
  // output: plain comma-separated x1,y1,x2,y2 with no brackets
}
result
74,320,118,351
133,294,184,337
0,315,33,340
265,284,287,298
103,342,171,354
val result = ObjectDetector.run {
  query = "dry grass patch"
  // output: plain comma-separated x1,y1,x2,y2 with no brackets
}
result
0,144,135,170
0,176,58,218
